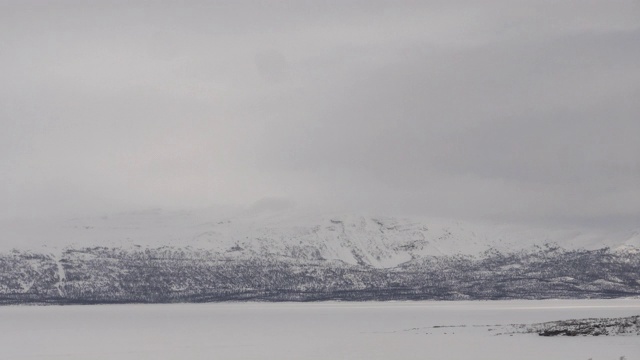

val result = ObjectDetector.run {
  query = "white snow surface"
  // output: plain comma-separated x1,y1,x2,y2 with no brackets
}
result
1,300,639,360
2,207,639,267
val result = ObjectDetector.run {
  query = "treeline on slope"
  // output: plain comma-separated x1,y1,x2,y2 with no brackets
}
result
0,246,639,305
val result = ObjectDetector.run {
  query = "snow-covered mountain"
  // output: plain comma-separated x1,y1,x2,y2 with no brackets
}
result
1,207,639,304
3,207,639,268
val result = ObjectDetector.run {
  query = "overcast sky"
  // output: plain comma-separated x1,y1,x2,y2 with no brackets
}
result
1,1,639,228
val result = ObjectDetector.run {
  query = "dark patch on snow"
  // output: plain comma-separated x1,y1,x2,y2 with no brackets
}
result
1,246,639,305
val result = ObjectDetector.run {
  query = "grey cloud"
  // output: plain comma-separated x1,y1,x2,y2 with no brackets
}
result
0,1,638,229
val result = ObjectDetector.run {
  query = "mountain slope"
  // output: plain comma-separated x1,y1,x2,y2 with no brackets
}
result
1,208,639,304
3,208,638,268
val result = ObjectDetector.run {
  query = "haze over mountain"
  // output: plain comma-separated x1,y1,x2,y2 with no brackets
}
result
1,2,639,304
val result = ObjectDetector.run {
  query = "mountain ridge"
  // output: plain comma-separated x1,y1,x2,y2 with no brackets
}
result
2,208,639,269
1,208,639,304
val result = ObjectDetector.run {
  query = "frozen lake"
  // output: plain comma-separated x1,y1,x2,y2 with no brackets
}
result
1,300,639,360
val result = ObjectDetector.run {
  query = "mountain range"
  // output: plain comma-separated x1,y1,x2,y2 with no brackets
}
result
1,206,639,304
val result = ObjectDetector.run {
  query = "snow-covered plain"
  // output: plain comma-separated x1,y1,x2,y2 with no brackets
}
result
1,300,639,360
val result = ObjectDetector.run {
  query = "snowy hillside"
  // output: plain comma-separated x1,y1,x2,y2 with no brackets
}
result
2,207,639,268
1,207,639,304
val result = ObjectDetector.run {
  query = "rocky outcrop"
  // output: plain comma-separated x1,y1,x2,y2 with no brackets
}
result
529,315,640,336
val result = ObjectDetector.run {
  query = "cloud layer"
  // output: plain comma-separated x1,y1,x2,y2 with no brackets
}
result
1,1,639,228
